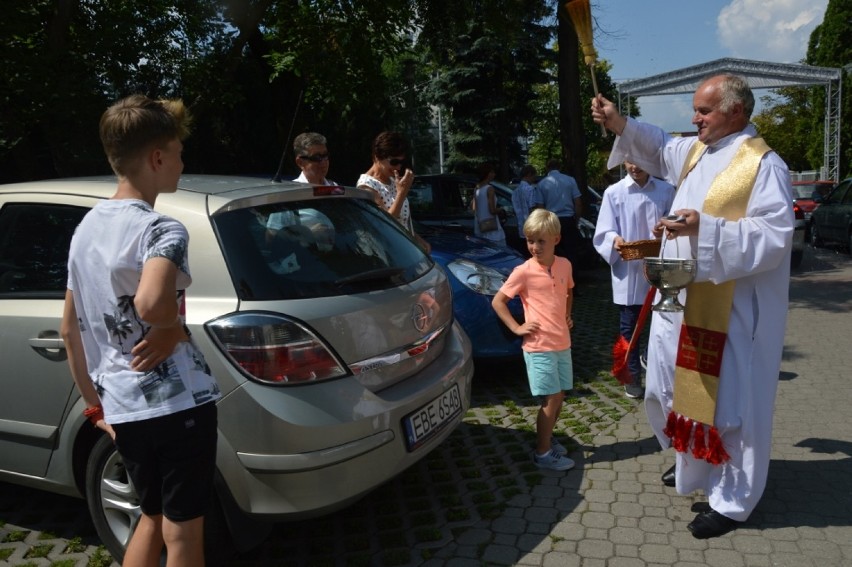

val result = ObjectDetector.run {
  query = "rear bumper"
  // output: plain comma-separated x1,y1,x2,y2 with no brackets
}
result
214,321,473,520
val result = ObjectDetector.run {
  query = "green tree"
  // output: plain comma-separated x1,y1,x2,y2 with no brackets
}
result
752,88,814,172
804,0,851,179
1,0,224,182
417,0,552,179
528,53,633,189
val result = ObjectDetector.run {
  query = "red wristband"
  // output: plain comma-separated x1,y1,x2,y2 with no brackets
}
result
83,405,104,426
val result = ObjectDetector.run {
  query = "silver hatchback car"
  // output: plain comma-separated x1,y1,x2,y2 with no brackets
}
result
0,175,473,561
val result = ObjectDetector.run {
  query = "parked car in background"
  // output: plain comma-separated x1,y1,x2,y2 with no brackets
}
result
792,180,835,240
811,177,852,252
419,222,524,360
411,173,598,268
0,176,474,562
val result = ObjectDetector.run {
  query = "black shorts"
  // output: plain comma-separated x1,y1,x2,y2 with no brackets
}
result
113,403,218,522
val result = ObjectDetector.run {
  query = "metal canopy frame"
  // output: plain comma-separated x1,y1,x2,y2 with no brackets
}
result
616,57,842,182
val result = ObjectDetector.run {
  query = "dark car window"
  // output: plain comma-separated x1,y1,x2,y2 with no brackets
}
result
409,181,435,214
494,188,514,215
0,203,87,297
440,179,474,214
213,197,433,300
824,181,849,205
839,182,852,205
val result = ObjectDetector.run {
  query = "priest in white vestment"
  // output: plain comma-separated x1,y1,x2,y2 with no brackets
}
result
591,74,794,539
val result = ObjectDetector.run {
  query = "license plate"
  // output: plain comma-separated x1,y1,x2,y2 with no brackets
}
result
403,385,463,451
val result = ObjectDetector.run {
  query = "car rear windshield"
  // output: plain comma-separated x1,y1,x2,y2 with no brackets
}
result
792,185,816,199
213,198,433,300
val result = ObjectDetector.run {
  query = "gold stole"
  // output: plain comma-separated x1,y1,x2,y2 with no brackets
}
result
663,136,771,464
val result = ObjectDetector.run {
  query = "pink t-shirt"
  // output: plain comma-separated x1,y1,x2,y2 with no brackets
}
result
499,257,574,352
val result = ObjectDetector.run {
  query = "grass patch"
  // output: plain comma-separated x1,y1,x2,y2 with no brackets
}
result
414,527,443,542
64,537,87,554
471,492,495,504
87,547,115,567
3,531,28,543
380,547,411,566
24,543,53,558
445,508,470,522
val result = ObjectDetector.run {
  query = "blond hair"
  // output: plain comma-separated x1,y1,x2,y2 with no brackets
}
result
523,208,561,239
99,95,192,176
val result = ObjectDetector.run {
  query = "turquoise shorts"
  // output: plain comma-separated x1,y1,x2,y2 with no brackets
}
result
523,349,573,397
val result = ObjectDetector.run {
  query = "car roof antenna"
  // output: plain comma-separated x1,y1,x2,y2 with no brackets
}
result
271,89,303,183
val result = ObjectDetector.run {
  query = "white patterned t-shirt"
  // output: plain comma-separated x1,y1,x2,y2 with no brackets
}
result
67,199,220,424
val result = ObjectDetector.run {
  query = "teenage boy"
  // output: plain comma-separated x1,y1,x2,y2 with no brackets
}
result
61,94,220,566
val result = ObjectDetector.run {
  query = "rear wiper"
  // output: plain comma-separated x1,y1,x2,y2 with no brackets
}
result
334,267,404,287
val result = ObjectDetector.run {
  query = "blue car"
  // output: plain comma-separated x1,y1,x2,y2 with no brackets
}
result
418,223,525,360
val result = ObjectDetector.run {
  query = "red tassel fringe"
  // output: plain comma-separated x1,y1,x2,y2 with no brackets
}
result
705,426,730,465
673,415,692,453
663,410,677,439
611,335,632,385
691,422,707,460
663,410,730,465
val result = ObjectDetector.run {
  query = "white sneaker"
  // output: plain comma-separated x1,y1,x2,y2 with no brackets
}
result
551,437,568,456
625,383,645,399
533,449,575,471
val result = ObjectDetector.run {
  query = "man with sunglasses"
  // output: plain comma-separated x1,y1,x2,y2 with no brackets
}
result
292,132,334,185
267,132,335,244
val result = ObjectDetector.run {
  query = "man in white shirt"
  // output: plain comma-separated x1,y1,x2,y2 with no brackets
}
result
511,164,543,243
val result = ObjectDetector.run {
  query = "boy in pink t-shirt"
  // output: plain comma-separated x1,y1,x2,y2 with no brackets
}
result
492,209,576,471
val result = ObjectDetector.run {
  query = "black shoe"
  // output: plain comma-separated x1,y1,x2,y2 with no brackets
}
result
687,509,740,539
690,502,711,514
661,464,676,487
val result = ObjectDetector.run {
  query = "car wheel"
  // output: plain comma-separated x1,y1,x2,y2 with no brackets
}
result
811,223,823,247
85,434,138,564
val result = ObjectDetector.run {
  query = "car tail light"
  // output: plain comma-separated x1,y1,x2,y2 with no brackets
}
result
792,202,804,220
206,313,347,384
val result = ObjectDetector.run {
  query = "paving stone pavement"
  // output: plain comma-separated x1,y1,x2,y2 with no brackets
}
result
1,245,851,566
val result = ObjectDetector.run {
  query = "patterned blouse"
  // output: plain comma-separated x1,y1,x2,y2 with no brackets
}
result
356,174,413,232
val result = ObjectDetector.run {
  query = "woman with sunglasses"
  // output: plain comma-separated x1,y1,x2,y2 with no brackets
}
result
357,131,430,253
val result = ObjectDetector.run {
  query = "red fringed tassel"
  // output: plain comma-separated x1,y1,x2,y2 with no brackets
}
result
672,415,693,453
705,426,731,464
663,410,678,439
691,422,707,460
611,335,631,384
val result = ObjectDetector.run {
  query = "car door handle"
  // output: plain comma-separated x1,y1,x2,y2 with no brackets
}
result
29,333,68,362
29,338,66,349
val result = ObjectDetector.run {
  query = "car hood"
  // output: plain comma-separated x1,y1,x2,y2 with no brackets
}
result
422,228,525,275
